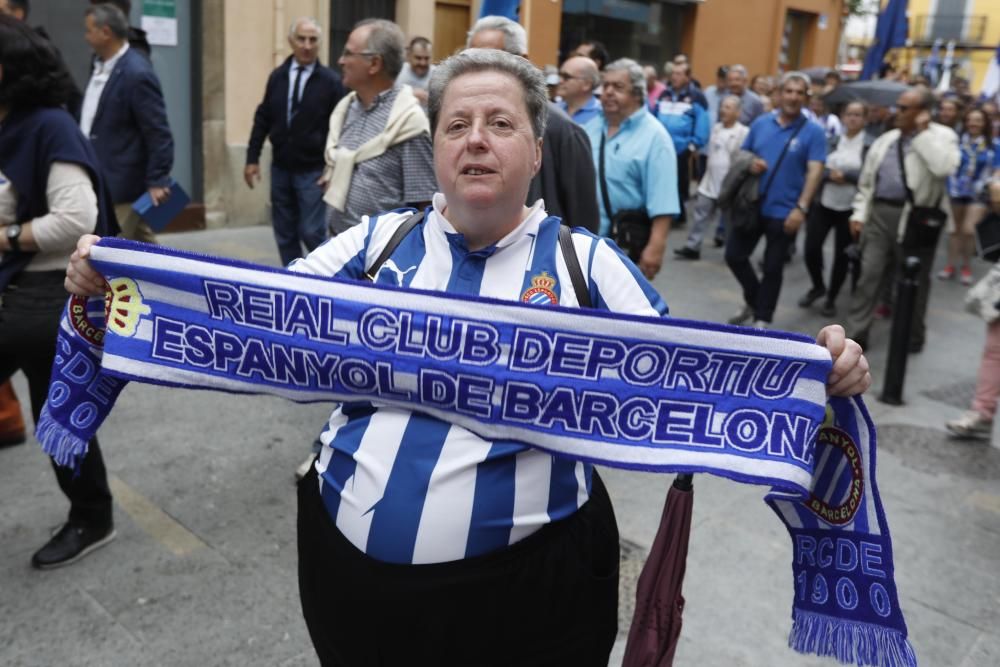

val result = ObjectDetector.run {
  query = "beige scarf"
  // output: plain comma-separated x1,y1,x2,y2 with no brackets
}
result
322,85,430,211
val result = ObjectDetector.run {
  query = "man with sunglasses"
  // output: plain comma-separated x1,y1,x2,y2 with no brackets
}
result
556,56,601,125
845,87,960,353
246,17,345,266
320,18,436,235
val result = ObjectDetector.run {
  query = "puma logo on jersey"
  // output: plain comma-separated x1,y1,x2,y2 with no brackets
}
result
376,259,418,286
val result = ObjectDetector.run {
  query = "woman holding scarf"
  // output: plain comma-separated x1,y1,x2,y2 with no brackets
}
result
0,16,118,569
66,48,873,666
940,106,994,285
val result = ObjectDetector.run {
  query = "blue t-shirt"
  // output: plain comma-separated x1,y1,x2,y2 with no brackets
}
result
742,111,827,219
584,108,680,237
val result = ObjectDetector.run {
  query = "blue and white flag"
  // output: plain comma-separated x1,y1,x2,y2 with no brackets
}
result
38,239,916,667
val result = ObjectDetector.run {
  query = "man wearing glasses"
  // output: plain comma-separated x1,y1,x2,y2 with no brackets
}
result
846,87,960,353
556,56,601,125
320,19,436,235
245,17,345,266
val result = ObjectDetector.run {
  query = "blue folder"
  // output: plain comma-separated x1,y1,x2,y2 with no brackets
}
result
131,179,191,232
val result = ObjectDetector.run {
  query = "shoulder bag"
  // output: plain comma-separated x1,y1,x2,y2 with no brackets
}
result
730,116,806,236
599,132,651,262
898,137,947,250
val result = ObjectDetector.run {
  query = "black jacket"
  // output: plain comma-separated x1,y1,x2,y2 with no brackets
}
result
527,103,600,233
247,57,346,172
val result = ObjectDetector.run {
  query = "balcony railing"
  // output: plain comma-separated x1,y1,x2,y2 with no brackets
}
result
911,15,988,46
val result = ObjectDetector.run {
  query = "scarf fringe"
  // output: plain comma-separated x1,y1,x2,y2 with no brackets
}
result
789,609,918,667
35,402,89,471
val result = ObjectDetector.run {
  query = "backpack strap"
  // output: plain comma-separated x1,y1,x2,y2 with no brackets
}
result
364,211,425,282
558,224,591,308
365,211,591,309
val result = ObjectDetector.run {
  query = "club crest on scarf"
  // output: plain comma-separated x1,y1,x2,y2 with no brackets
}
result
807,406,865,526
105,277,151,337
521,271,558,305
68,295,105,347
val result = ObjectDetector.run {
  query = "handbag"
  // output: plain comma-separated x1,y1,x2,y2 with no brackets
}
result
965,262,1000,323
729,117,807,235
975,212,1000,262
599,132,651,262
898,138,947,250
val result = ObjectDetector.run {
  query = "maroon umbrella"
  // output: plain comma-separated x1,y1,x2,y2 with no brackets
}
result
621,474,694,667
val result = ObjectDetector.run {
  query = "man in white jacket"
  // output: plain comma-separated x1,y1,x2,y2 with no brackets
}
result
846,87,960,352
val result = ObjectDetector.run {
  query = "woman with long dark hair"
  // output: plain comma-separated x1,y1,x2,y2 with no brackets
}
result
0,14,118,568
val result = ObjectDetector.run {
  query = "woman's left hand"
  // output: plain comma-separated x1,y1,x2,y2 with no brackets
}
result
817,324,871,396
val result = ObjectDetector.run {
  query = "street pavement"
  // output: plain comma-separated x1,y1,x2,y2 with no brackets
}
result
1,221,998,667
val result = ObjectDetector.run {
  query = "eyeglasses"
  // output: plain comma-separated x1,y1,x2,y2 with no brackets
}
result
896,104,915,112
559,71,581,81
341,48,377,59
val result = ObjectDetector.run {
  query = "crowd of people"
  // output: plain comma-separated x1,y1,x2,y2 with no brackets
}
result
0,2,993,664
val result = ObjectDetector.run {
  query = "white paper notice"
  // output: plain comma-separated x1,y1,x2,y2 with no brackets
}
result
142,16,178,46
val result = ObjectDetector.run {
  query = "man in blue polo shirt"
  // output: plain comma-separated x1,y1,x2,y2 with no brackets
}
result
726,71,825,328
584,58,679,279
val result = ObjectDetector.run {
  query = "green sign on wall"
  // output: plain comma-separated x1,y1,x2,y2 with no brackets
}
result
142,0,176,19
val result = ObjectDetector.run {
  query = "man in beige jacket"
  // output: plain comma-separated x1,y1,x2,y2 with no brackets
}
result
321,18,435,235
846,87,960,353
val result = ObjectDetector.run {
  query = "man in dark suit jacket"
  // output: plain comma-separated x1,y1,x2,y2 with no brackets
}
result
81,3,173,242
246,18,345,266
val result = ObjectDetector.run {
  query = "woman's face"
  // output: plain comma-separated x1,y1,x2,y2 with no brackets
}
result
433,70,541,216
938,101,959,126
842,102,866,134
965,110,986,137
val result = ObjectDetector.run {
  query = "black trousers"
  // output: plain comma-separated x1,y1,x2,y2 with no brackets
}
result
297,464,620,667
0,272,112,528
725,216,795,323
804,203,853,303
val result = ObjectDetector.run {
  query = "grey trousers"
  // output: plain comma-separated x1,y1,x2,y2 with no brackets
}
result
684,192,726,250
846,201,937,346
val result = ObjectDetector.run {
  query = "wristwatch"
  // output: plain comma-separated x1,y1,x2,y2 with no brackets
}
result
5,224,21,253
796,203,809,216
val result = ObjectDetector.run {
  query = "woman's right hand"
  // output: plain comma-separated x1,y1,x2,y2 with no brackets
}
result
65,234,106,296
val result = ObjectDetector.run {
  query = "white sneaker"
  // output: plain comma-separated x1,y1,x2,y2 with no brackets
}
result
752,320,769,329
728,304,754,325
946,410,993,439
295,453,317,481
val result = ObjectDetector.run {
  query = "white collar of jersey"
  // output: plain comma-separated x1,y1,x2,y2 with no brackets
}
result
429,193,549,251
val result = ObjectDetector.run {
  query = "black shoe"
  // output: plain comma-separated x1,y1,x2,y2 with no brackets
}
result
713,236,725,248
673,246,700,260
820,301,837,317
798,287,826,308
31,521,116,570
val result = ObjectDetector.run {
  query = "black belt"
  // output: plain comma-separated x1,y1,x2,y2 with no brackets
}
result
873,197,905,206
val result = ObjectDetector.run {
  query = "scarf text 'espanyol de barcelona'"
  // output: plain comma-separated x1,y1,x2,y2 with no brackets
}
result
38,239,916,667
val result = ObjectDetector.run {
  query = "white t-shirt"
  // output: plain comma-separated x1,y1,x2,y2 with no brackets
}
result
396,63,433,91
820,131,865,212
698,122,749,199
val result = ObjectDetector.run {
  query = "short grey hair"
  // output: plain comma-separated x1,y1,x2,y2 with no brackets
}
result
728,64,748,78
575,57,601,90
606,58,647,105
355,18,405,78
85,4,128,40
467,15,527,56
288,17,322,39
428,48,548,139
720,94,743,109
779,70,811,92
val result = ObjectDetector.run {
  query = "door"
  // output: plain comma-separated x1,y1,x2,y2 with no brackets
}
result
435,0,471,61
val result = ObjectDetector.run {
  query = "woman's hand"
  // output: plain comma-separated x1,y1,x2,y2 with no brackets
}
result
65,234,106,296
817,324,871,397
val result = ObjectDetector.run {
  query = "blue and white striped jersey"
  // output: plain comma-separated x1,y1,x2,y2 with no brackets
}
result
290,194,669,563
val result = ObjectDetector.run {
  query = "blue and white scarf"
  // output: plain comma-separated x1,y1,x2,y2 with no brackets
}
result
39,239,916,667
